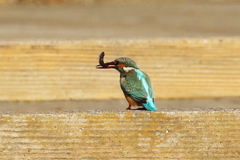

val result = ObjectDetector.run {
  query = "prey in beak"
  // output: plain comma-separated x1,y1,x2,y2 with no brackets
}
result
95,52,158,111
96,52,117,69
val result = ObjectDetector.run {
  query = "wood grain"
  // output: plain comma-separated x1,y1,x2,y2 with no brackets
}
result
1,0,239,5
0,38,240,101
0,110,239,159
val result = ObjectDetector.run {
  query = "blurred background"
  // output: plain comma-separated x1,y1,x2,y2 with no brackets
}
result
1,0,240,112
1,0,240,40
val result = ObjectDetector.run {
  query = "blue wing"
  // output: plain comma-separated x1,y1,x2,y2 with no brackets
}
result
120,69,158,111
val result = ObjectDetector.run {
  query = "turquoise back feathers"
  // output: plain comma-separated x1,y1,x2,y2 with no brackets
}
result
97,55,158,111
119,68,157,111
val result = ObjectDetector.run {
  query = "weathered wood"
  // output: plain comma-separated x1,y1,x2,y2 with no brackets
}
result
1,2,240,39
0,39,240,101
0,0,238,5
0,110,239,159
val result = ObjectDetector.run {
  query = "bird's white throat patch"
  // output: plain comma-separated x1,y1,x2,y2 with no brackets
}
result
123,67,134,72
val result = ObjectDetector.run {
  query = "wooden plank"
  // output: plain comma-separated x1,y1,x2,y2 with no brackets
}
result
0,110,239,159
1,2,240,40
1,0,238,5
2,98,240,113
0,38,240,101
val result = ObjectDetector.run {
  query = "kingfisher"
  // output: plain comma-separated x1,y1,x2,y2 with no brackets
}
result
96,52,157,111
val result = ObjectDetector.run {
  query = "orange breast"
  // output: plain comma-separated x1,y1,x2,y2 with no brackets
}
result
124,94,138,106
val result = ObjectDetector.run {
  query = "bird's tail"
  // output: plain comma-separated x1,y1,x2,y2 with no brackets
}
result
143,102,158,111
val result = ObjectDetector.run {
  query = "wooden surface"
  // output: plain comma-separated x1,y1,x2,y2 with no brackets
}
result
1,0,239,5
0,38,240,101
0,110,239,159
1,2,240,40
1,98,240,113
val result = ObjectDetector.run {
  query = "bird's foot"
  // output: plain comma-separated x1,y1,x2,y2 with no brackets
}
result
126,106,132,110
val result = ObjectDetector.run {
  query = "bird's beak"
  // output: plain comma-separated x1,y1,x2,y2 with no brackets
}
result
96,61,117,69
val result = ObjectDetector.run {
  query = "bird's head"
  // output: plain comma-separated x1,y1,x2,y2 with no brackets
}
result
96,57,139,73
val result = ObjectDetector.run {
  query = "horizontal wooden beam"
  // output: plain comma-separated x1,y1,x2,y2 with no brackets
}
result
0,38,240,101
0,110,239,159
0,0,237,5
1,98,240,113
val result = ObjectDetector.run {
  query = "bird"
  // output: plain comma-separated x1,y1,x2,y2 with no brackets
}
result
97,55,157,111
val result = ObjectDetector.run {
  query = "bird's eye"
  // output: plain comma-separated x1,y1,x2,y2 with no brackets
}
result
115,61,119,65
